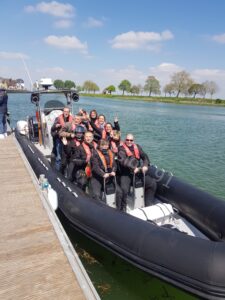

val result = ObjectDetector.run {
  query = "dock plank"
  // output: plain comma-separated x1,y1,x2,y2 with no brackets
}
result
0,136,86,300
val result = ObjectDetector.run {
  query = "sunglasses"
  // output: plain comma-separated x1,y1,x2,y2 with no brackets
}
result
126,139,133,142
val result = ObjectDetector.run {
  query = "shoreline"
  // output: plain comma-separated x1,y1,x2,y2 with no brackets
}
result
80,93,225,107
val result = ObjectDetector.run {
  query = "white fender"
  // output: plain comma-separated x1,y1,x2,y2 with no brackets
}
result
16,120,28,135
47,185,58,210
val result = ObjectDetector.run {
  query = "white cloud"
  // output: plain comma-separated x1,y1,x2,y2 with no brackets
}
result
54,19,73,28
110,30,174,50
44,35,88,54
0,52,29,60
102,65,146,87
192,68,225,86
24,1,75,18
149,63,182,86
83,17,104,28
212,33,225,44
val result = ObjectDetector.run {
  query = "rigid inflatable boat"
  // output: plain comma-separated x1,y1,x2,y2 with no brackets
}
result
15,89,225,300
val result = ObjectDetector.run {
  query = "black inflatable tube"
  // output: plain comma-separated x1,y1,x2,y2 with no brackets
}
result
15,130,225,300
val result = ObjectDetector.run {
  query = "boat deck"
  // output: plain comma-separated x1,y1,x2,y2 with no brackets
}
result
0,135,95,300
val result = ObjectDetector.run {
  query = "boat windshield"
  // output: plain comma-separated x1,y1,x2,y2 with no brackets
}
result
44,100,65,114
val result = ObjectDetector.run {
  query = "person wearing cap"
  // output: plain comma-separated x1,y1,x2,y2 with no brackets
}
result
118,133,157,211
0,89,8,139
59,115,86,175
67,131,97,189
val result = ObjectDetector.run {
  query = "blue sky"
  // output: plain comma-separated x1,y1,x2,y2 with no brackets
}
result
1,0,225,98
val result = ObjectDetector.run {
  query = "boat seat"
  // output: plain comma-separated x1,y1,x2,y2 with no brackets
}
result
129,203,174,225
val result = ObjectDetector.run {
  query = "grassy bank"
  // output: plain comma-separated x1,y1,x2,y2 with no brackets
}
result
80,93,225,107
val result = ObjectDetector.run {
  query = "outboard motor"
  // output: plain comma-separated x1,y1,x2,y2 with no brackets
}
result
28,116,39,142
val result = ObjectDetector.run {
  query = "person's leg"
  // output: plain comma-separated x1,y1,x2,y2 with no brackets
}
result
67,161,75,182
55,138,62,171
90,177,103,201
144,174,157,206
119,175,132,211
0,113,4,138
60,145,68,175
3,114,7,136
115,184,123,210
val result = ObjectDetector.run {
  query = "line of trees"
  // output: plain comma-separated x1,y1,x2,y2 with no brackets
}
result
53,70,219,99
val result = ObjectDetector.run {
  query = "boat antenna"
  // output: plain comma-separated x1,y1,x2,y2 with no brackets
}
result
20,55,33,91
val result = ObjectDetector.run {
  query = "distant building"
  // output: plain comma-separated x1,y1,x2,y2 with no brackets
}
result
0,77,25,90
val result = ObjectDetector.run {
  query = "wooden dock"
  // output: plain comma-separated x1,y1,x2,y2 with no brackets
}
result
0,136,99,300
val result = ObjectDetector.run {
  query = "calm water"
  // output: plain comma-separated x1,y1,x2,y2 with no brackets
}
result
8,94,225,299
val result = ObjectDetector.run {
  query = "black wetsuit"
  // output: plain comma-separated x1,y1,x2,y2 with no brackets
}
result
118,144,157,209
90,149,123,208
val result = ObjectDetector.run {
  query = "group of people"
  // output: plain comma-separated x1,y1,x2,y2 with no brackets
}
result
0,89,8,139
51,106,157,211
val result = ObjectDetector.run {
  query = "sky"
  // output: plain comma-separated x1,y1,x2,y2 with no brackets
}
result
1,0,225,98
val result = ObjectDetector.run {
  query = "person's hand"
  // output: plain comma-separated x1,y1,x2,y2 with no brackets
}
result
134,167,139,174
62,137,67,145
142,166,148,173
110,172,116,177
114,116,118,123
103,173,110,178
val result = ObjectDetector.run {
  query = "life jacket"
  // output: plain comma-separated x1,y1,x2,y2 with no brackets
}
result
82,142,92,163
122,143,140,160
102,129,107,139
110,140,122,153
58,114,73,127
82,142,97,177
97,149,114,172
72,139,80,147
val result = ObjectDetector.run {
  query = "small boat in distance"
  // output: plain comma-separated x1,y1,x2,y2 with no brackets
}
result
15,87,225,300
37,78,53,90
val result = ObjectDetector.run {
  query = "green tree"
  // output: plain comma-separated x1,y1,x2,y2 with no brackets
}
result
54,79,64,89
144,76,161,96
105,85,116,94
118,79,131,95
91,82,100,94
188,83,203,98
64,80,76,89
205,81,218,99
170,71,193,97
163,83,175,97
83,80,99,93
130,85,140,95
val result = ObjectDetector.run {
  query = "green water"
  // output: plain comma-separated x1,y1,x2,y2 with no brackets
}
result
9,94,225,299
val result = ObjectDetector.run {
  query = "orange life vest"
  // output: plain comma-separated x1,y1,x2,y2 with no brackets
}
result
82,142,92,162
82,142,97,177
122,143,140,160
110,140,122,153
58,114,73,126
97,149,114,172
102,129,107,139
72,139,80,147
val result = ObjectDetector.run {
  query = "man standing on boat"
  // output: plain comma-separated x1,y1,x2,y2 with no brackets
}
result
118,133,157,210
0,89,8,139
51,106,72,170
